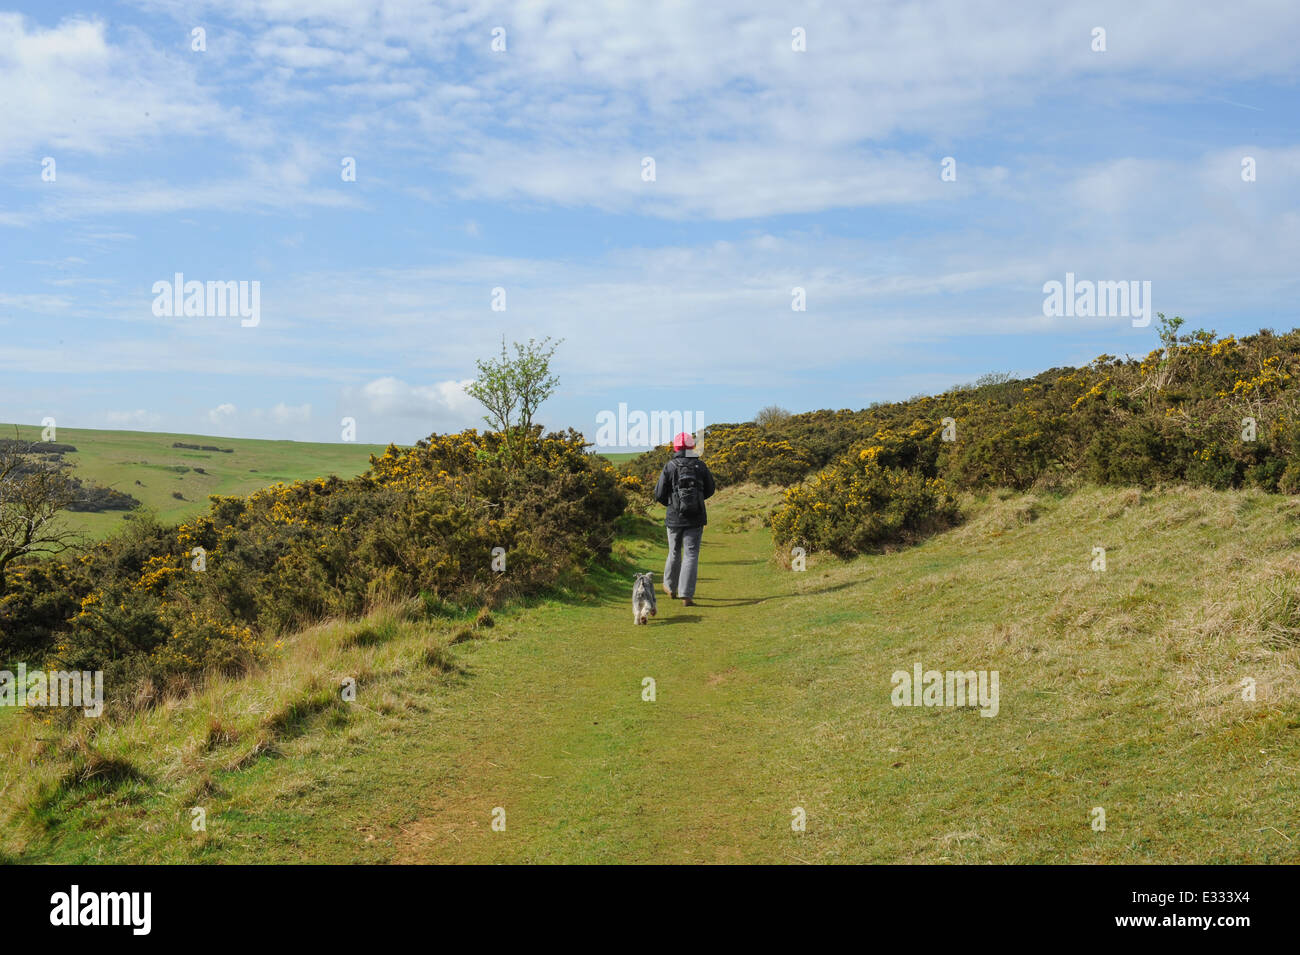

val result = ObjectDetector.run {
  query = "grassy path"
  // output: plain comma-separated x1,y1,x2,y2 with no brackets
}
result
393,497,806,863
314,485,1300,864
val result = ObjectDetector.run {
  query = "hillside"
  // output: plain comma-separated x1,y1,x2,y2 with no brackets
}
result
2,483,1296,863
626,323,1300,513
0,424,390,540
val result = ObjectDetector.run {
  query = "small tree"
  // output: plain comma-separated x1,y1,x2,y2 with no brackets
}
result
755,405,792,429
465,336,563,457
0,438,78,597
1157,312,1185,354
1151,313,1193,393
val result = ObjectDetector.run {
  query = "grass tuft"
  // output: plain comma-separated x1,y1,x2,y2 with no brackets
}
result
422,644,461,673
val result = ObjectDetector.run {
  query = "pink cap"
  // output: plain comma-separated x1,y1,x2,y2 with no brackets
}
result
672,432,696,451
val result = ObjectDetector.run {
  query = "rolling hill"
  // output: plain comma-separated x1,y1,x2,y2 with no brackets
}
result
0,424,392,539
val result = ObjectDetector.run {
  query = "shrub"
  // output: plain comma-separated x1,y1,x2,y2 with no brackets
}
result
621,423,816,489
16,428,628,711
0,560,83,666
674,325,1300,558
630,326,1300,502
704,426,818,486
771,453,961,557
755,405,792,429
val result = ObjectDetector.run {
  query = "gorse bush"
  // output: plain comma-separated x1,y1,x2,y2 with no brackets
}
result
621,424,817,488
622,444,673,485
703,426,818,486
0,560,80,661
629,323,1300,494
1,428,629,708
624,322,1300,555
770,428,961,557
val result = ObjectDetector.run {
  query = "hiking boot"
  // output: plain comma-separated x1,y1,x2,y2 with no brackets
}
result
681,597,695,607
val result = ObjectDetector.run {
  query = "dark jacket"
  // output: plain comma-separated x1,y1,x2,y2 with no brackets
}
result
653,451,717,528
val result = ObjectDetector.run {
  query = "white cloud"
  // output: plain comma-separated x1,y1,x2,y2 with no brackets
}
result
266,402,312,424
105,408,162,427
5,1,1294,226
353,377,480,426
138,0,1300,219
0,14,227,162
207,403,237,424
0,292,74,313
29,163,364,222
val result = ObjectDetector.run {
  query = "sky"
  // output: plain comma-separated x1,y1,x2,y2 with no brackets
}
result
1,0,1298,449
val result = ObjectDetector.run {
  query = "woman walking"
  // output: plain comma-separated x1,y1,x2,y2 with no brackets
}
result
653,432,716,607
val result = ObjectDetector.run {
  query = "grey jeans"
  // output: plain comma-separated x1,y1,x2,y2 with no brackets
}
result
664,525,703,599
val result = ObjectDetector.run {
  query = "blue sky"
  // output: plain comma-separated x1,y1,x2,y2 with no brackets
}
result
1,1,1298,449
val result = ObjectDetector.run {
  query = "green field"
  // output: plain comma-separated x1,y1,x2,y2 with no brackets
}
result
3,482,1296,863
598,451,641,464
1,424,392,539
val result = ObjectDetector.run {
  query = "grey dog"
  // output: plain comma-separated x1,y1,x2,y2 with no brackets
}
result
632,572,657,625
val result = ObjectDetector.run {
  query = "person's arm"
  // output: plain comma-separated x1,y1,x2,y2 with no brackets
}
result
653,463,671,505
703,462,716,498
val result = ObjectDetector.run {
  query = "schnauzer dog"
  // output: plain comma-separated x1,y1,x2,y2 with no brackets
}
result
632,572,657,625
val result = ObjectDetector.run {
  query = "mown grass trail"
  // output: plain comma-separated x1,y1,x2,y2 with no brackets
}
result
6,485,1298,863
394,491,807,863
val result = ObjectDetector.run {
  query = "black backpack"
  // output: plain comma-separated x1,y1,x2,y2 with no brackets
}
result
673,457,704,519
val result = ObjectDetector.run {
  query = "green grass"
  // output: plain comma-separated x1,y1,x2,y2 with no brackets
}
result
1,423,391,539
2,483,1297,863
